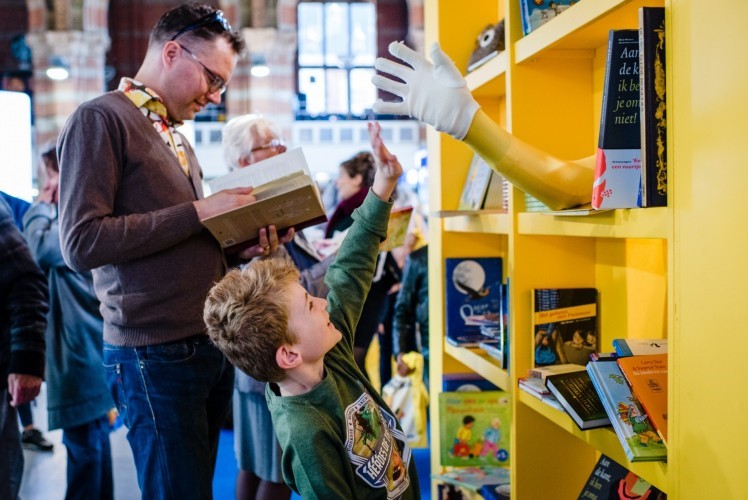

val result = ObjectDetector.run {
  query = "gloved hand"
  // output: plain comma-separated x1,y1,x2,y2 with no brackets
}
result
372,41,480,140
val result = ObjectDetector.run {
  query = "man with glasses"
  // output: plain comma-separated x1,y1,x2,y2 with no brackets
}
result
57,4,281,497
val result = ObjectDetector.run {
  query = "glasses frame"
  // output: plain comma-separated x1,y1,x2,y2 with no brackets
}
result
170,10,232,42
250,139,287,153
176,43,227,95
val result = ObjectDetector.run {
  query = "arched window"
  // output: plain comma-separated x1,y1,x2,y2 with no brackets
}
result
297,0,377,119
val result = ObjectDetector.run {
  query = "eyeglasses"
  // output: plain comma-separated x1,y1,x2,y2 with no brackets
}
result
251,139,287,153
170,10,232,41
177,43,227,95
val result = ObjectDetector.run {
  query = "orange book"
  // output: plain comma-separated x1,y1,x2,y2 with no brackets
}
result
616,353,668,443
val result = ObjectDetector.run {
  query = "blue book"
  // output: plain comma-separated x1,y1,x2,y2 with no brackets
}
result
612,338,668,357
445,257,502,347
586,360,667,462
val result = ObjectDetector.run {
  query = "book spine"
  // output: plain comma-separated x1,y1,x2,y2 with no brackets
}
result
592,30,642,209
639,7,668,207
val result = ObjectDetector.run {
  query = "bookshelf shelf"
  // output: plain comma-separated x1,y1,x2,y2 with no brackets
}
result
518,391,668,492
444,342,510,390
440,210,511,234
517,207,669,239
514,0,664,63
465,51,507,96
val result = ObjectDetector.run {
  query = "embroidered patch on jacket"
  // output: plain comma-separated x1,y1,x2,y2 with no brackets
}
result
344,392,411,498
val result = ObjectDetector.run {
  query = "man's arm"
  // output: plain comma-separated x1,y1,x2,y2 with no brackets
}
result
22,203,66,272
0,199,47,406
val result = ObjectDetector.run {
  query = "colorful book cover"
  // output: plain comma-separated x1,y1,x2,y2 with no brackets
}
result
586,360,667,461
579,454,665,499
458,155,493,211
438,391,511,467
518,0,578,36
544,371,610,430
532,288,598,367
446,258,502,346
592,30,642,209
638,6,667,207
612,338,668,357
617,353,668,442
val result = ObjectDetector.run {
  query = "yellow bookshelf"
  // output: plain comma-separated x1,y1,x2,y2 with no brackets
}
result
425,0,748,497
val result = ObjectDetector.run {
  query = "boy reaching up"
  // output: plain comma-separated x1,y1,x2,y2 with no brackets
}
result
204,122,420,499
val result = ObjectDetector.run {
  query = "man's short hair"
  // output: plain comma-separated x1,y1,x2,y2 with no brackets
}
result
204,258,301,383
150,3,245,55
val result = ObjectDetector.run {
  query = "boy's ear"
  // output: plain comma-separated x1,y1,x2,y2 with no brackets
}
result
276,344,301,370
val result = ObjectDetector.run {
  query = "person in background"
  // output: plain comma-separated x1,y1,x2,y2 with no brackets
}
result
56,4,281,496
0,190,55,454
0,195,48,499
24,143,114,499
204,121,420,498
325,152,402,378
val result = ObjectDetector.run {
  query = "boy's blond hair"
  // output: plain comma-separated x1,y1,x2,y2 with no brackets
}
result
204,258,301,383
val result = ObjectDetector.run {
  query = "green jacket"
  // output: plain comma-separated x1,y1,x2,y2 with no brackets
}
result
267,191,420,499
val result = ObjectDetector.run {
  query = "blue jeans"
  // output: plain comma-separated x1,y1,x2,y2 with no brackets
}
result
104,334,234,499
63,415,113,500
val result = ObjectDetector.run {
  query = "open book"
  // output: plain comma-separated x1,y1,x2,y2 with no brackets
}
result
202,148,327,251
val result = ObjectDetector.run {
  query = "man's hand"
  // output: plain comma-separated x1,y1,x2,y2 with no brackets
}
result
194,187,256,221
369,122,402,201
237,225,295,260
7,373,42,407
372,42,480,140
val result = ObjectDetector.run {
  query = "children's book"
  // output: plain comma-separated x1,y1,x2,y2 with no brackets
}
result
638,6,668,207
545,370,610,430
446,258,503,347
591,30,642,209
532,288,598,367
578,454,665,500
438,391,511,467
613,338,668,357
442,372,500,392
617,353,668,443
586,360,667,461
518,0,577,36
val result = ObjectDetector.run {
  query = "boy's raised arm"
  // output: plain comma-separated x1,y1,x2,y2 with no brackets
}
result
369,121,403,202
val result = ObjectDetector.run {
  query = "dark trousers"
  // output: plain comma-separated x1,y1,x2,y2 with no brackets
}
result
62,415,114,500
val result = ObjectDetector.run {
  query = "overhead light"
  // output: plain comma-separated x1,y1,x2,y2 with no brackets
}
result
250,56,270,78
46,55,70,80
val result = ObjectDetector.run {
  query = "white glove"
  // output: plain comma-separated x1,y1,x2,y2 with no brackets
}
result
372,41,480,140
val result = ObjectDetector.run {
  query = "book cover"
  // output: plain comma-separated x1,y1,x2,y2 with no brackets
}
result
446,258,502,346
432,466,510,493
532,288,598,367
638,7,668,208
591,30,642,209
617,353,668,442
518,376,551,397
586,360,667,461
518,0,578,36
544,370,610,430
613,338,668,357
528,363,586,381
578,454,665,500
458,154,493,211
203,148,327,249
439,391,511,467
482,170,509,211
442,372,500,393
379,205,413,252
467,21,504,73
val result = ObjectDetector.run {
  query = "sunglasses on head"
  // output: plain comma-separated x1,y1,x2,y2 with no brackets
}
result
170,10,232,41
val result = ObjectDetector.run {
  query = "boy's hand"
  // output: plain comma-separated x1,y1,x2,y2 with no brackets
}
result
368,121,402,201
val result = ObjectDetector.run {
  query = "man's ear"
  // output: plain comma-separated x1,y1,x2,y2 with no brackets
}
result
162,41,180,68
276,344,301,370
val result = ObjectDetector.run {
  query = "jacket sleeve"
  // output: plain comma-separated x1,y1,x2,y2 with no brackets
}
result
393,254,418,356
22,203,66,272
0,198,47,378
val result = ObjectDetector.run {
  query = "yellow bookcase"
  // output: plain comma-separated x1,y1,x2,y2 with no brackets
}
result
425,0,748,498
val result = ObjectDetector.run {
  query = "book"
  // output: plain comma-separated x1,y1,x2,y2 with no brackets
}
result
439,391,511,466
203,148,327,250
638,7,668,208
617,353,668,442
518,0,577,36
446,333,498,348
482,171,509,211
532,288,598,367
586,360,667,461
528,363,586,381
591,30,642,209
379,205,413,252
612,338,668,357
432,465,510,493
466,21,504,73
442,372,500,393
518,376,551,397
542,203,612,216
578,454,665,500
544,370,610,430
458,154,494,211
445,258,503,347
